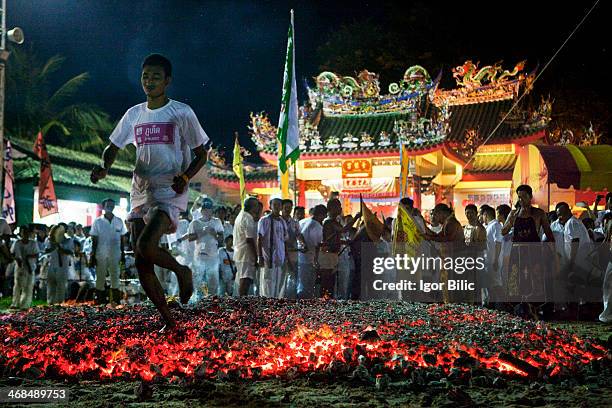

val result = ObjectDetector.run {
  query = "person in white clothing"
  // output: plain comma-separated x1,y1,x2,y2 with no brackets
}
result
168,212,193,296
45,223,74,305
557,202,593,287
184,197,224,301
496,204,512,288
233,197,261,296
10,226,40,310
257,199,288,298
280,199,300,299
480,205,503,304
297,205,326,299
89,198,127,304
218,235,235,296
91,54,208,331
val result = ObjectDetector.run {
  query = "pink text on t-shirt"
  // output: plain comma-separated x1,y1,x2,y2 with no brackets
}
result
134,123,175,146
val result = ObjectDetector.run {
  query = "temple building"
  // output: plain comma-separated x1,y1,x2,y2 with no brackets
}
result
205,60,591,222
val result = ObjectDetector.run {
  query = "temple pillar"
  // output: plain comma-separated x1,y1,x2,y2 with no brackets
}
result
298,179,306,207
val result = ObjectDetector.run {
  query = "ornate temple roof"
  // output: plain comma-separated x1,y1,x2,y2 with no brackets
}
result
250,61,548,160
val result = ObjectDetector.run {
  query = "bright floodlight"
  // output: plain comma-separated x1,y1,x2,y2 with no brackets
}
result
7,27,24,44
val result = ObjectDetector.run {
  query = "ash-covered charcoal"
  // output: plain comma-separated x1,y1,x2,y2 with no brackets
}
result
0,299,606,383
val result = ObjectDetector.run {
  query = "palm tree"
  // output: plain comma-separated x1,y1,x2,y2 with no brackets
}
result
5,46,134,160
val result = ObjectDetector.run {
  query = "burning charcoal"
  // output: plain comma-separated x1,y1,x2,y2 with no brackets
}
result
342,348,354,363
135,381,153,401
498,352,539,378
194,363,207,379
360,327,381,342
453,356,478,369
423,353,437,366
326,360,348,375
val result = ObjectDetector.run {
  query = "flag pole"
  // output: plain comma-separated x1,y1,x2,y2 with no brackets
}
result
293,161,297,204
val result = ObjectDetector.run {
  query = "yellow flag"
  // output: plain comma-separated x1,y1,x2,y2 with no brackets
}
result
392,203,423,257
232,135,246,207
360,195,384,241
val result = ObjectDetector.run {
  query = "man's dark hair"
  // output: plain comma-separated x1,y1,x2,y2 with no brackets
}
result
548,211,558,223
327,198,341,209
480,205,495,220
224,234,233,243
400,197,414,209
465,204,478,212
142,53,172,77
270,198,282,206
312,204,328,218
556,202,570,211
19,225,31,233
294,206,304,212
433,203,451,215
496,204,511,219
516,184,533,197
281,199,293,206
244,197,259,212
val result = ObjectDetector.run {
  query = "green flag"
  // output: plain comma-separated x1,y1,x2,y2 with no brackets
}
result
276,9,300,174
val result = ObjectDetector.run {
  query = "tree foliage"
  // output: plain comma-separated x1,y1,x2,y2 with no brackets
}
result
5,46,135,161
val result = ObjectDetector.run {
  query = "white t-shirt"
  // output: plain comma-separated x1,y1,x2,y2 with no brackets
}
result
548,219,566,255
299,218,323,264
233,211,257,263
11,239,40,273
223,221,233,240
90,215,127,257
109,99,209,211
485,219,503,267
563,217,592,270
189,217,224,258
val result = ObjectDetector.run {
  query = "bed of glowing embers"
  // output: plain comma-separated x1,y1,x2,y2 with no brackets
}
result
0,298,609,384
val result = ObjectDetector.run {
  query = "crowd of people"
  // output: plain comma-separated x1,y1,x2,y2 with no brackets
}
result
1,188,610,324
6,53,608,330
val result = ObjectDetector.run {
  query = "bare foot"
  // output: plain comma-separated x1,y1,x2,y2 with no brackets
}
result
176,265,194,305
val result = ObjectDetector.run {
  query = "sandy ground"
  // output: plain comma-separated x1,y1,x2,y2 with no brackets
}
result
1,321,610,407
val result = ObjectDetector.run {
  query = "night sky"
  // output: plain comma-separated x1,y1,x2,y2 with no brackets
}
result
8,1,609,155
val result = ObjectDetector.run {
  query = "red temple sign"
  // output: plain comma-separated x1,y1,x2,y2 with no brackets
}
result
342,159,372,178
342,177,372,192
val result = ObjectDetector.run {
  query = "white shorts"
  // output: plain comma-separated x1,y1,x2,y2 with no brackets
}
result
235,261,257,280
128,202,180,234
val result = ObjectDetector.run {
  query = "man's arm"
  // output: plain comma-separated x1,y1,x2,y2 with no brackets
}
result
257,233,264,265
171,145,208,194
501,209,518,236
89,236,98,267
91,143,120,183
